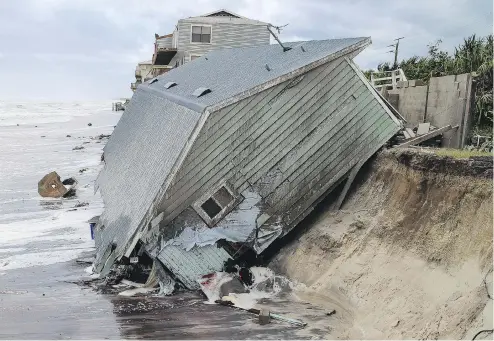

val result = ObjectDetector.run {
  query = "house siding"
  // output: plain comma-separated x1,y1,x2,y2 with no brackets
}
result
177,20,270,62
154,55,400,233
157,244,231,290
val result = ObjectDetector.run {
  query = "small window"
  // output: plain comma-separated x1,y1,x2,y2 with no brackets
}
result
201,198,222,218
191,26,211,43
197,186,236,222
213,187,234,207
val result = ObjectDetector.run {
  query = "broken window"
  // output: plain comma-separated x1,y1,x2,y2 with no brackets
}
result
195,185,238,225
191,26,211,43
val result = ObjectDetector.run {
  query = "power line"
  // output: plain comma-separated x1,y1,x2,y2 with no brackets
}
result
387,37,405,69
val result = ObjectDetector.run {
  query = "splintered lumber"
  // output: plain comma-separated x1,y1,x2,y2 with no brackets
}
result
394,125,453,148
215,300,307,327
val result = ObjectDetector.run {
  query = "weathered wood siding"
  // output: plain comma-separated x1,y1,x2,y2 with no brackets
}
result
156,56,399,231
177,19,270,62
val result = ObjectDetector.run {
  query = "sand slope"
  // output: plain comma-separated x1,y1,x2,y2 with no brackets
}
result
270,149,493,339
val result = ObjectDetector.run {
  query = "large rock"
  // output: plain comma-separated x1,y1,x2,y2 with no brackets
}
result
38,171,68,198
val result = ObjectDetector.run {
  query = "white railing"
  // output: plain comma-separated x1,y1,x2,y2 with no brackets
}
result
371,69,408,90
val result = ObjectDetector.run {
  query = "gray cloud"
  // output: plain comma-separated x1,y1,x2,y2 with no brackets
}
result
0,0,491,100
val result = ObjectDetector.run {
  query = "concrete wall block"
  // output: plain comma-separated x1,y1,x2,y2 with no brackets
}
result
408,79,426,87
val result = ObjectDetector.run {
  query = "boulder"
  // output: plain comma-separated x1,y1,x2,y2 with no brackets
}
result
38,172,68,198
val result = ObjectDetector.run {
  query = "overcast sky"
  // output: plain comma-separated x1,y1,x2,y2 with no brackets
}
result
0,0,492,101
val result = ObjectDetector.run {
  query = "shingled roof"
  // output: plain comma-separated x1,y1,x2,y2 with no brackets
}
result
143,37,371,112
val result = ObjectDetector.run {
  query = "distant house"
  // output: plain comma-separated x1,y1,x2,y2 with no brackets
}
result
131,9,270,91
131,60,153,92
100,37,403,288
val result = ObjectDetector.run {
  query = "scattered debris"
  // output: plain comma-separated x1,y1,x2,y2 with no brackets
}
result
112,102,125,111
395,125,454,148
258,309,270,325
83,141,90,144
62,177,77,185
76,257,95,265
41,135,46,138
403,128,415,139
216,299,307,327
66,134,71,137
472,329,494,340
72,146,85,150
74,201,89,208
63,188,77,198
79,168,88,174
97,134,111,140
87,216,100,240
38,171,68,198
326,309,336,316
87,123,92,126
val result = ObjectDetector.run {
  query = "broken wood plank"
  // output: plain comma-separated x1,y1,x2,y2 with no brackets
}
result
332,161,365,210
417,122,431,135
405,128,416,138
394,125,453,148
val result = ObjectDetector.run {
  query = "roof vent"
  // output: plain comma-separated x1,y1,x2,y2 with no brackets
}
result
265,64,271,71
300,45,306,52
149,78,158,84
164,81,177,89
193,87,211,97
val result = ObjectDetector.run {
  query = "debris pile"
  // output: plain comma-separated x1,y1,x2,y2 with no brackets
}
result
392,122,456,148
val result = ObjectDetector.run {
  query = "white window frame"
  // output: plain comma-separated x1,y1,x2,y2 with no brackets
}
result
193,182,243,227
190,24,212,44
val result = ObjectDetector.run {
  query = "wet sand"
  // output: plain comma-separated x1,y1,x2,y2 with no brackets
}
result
0,255,320,339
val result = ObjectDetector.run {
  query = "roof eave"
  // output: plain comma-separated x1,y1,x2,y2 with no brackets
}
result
196,9,248,19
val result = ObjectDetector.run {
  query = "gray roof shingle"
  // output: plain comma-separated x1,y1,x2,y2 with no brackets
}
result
143,37,370,112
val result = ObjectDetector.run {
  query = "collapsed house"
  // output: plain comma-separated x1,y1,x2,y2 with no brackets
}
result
93,37,403,290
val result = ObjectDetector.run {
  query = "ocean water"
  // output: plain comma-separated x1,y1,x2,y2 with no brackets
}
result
0,101,122,271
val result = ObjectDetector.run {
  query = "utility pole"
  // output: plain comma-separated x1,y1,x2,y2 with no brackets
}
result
387,37,405,69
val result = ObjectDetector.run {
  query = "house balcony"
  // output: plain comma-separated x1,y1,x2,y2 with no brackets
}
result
151,65,173,77
153,48,178,66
